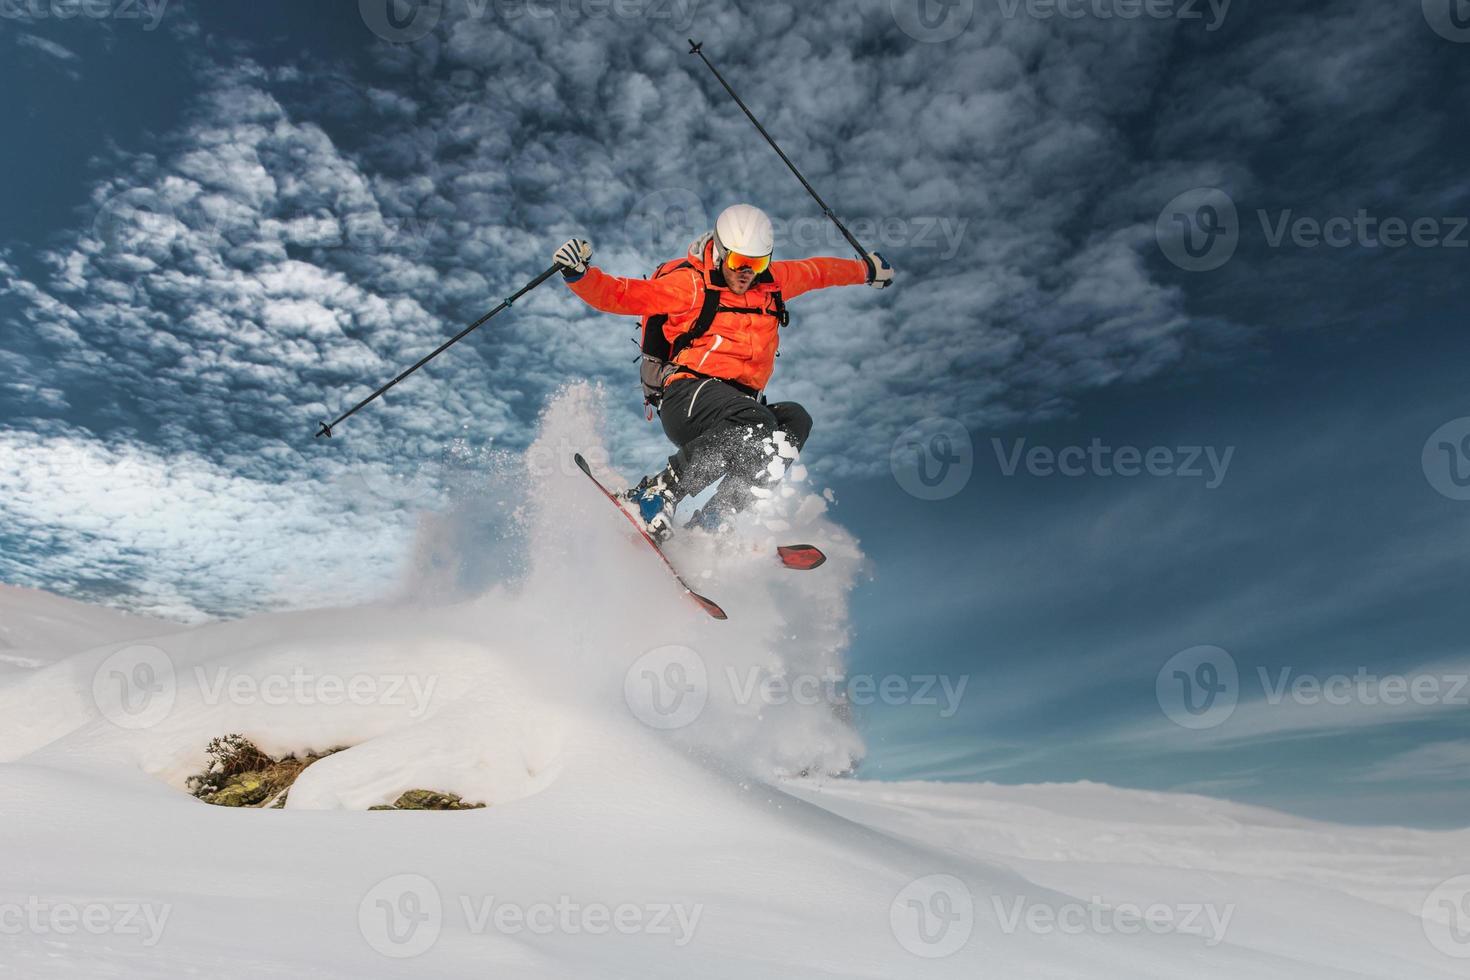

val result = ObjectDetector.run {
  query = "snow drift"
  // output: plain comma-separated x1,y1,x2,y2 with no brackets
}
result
0,388,1464,978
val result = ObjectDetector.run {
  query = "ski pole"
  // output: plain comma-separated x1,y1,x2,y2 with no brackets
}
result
687,38,868,261
314,262,561,439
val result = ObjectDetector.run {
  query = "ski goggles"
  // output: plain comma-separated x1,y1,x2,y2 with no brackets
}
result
723,249,771,275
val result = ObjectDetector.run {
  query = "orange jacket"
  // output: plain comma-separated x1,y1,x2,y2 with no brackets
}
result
569,236,867,392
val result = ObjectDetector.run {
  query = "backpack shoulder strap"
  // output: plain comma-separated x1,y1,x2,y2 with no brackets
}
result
640,260,696,358
770,290,789,327
668,286,723,361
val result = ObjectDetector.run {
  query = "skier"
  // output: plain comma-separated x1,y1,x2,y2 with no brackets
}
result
553,204,894,540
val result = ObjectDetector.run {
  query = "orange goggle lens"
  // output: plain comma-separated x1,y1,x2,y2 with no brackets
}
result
724,250,771,274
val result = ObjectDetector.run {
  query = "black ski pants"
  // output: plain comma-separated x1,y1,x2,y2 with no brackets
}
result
658,376,812,517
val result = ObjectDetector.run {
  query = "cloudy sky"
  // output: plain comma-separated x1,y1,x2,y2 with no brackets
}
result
2,0,1468,826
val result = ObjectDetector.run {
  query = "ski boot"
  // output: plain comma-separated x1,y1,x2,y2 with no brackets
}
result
624,468,680,543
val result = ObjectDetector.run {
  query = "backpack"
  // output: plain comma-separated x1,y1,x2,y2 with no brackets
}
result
636,258,788,413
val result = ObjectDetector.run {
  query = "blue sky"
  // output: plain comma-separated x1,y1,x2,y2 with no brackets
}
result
2,0,1468,826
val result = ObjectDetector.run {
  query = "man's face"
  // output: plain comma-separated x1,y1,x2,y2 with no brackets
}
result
722,254,759,295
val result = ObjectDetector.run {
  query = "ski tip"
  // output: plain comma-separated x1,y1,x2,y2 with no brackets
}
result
689,590,728,620
777,544,827,571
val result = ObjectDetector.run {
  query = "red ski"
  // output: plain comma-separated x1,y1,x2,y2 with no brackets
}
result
573,454,826,621
776,544,826,570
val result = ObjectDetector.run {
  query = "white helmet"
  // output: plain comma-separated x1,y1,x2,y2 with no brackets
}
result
714,203,774,259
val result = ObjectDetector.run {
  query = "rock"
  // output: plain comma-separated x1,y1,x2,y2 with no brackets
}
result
209,774,270,808
372,790,486,811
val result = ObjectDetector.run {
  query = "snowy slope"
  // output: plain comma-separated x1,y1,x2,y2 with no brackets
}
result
0,584,181,677
1,388,1464,979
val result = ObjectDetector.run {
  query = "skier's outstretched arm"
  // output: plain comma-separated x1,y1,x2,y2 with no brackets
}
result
552,237,701,317
771,251,894,300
